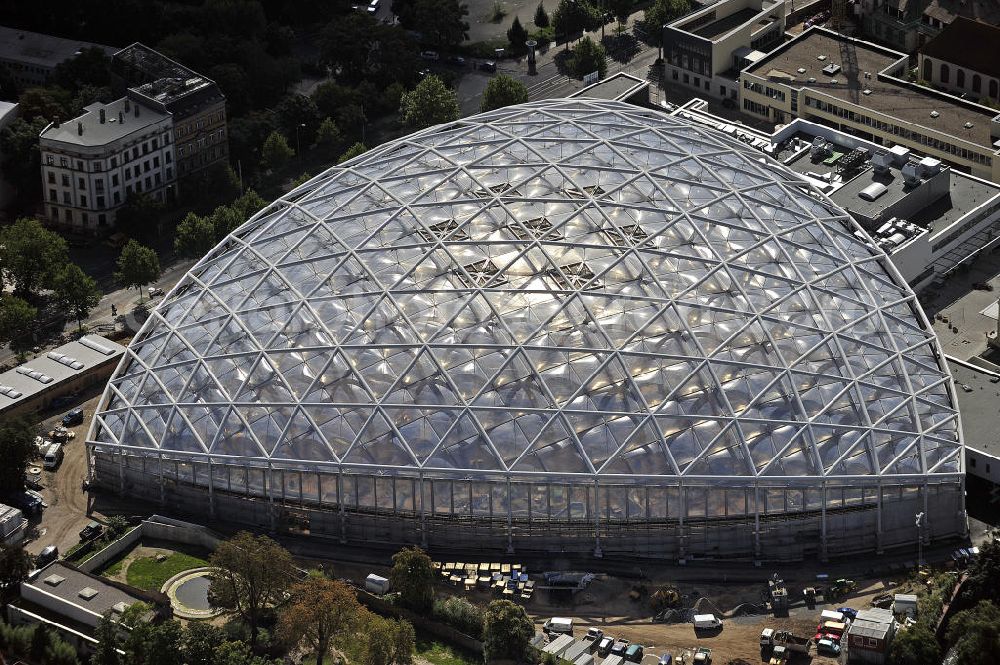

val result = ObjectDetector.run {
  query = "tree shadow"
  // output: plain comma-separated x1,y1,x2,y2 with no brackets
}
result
601,31,640,64
553,48,575,77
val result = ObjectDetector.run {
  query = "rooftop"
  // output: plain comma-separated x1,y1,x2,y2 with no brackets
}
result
690,7,760,38
947,358,1000,458
911,168,1000,234
113,42,198,83
0,25,114,69
744,28,999,150
0,335,125,413
922,0,1000,29
920,17,1000,81
40,97,169,148
849,607,895,640
25,561,151,620
570,72,649,102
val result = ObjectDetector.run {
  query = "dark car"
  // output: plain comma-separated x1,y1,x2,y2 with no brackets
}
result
610,640,630,657
480,60,497,72
35,545,58,567
62,408,84,427
79,521,104,542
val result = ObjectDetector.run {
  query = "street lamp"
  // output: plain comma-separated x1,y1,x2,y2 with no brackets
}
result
915,512,924,568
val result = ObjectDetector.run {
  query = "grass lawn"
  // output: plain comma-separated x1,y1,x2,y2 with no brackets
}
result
101,556,126,578
415,636,479,665
126,551,209,591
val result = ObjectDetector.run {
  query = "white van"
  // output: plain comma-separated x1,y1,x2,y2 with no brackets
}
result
43,442,63,470
544,617,574,636
692,614,722,630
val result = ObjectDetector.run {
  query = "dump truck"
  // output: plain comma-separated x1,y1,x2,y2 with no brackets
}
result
760,629,811,654
767,574,789,616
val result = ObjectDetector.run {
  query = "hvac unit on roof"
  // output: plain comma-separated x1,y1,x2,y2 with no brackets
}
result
901,162,921,186
871,152,892,174
821,63,841,76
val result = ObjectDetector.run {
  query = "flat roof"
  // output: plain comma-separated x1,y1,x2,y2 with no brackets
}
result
830,168,912,224
912,170,1000,234
744,28,999,150
0,335,125,412
922,0,1000,28
571,72,648,101
40,96,169,147
0,25,114,69
947,358,1000,458
26,562,148,619
690,7,760,38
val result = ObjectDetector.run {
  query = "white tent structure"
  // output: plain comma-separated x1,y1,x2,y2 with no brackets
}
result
87,99,965,561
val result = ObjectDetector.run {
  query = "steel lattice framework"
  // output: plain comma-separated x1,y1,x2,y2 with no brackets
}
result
87,100,963,557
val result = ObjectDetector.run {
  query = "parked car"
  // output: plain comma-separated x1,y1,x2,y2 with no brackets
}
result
480,60,497,72
973,282,994,291
79,521,104,542
62,408,84,427
6,491,43,516
658,654,673,665
610,640,630,657
43,442,64,470
597,637,614,657
148,286,165,298
693,614,723,630
420,50,440,60
35,545,58,567
583,628,604,645
448,55,466,65
367,0,379,12
624,644,644,663
816,638,841,656
837,607,858,621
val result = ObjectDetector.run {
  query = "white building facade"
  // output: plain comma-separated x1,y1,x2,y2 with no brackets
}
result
39,95,175,233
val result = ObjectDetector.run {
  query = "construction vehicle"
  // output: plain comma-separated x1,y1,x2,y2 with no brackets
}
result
825,578,856,601
767,573,789,616
692,647,712,664
650,585,681,613
760,629,811,654
768,645,791,665
802,587,816,610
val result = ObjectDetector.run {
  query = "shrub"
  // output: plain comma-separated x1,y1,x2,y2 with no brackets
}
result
432,596,485,640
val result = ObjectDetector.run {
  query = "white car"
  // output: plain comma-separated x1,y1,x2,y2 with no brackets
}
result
367,0,379,12
420,50,440,60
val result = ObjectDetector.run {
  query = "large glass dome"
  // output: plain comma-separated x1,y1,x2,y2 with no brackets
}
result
88,99,964,559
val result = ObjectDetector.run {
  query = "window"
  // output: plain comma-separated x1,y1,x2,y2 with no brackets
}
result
75,160,83,170
110,156,117,168
97,195,105,208
145,176,152,189
80,195,87,207
957,69,965,87
142,142,149,155
98,214,107,226
165,151,172,163
47,172,55,184
49,189,57,202
60,157,68,167
867,639,878,648
112,174,119,186
64,209,73,223
78,177,85,189
153,156,160,167
125,167,131,179
672,69,678,80
155,173,161,185
166,167,172,180
50,206,58,219
62,191,71,204
144,161,150,173
132,147,138,159
113,192,120,204
82,212,89,224
973,74,981,93
62,174,70,187
940,63,949,84
152,138,158,150
46,154,54,165
126,185,133,195
95,179,105,192
93,160,102,171
922,58,931,81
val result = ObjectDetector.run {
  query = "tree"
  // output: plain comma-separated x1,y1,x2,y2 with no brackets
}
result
91,612,121,665
0,296,37,360
315,117,342,153
208,532,295,647
362,614,414,665
17,87,71,122
0,218,69,298
213,640,281,665
70,84,113,115
45,638,79,665
51,47,111,93
52,263,101,331
313,82,361,120
507,16,529,54
30,623,50,663
0,418,36,494
399,76,460,129
966,530,1000,604
0,117,48,202
278,576,363,665
535,1,550,27
175,212,218,258
643,0,691,53
483,599,533,662
570,36,607,78
890,622,941,665
183,623,225,665
115,192,164,244
338,142,369,164
946,600,1000,665
481,74,529,111
261,130,294,171
552,0,595,46
275,94,321,147
389,546,435,612
415,0,470,48
609,0,633,26
114,240,161,302
0,544,32,598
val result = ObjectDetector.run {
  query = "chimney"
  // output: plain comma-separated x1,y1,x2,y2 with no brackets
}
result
99,108,106,124
77,122,83,136
134,104,140,118
119,111,124,124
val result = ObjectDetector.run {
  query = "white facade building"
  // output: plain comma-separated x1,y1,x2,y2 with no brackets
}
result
39,94,175,233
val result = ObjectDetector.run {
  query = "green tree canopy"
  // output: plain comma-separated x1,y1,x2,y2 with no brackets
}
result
535,2,550,27
17,87,71,122
416,0,470,48
570,36,607,78
0,544,32,599
481,74,529,111
114,240,161,301
966,530,1000,604
389,546,435,612
338,142,369,164
0,418,36,497
175,212,218,259
507,16,529,53
0,296,37,359
52,263,101,331
182,623,225,665
946,600,1000,665
91,612,121,665
483,599,533,662
275,94,322,147
208,532,296,647
890,621,941,665
643,0,691,48
362,614,414,665
51,47,111,93
0,217,69,298
399,76,459,129
552,0,599,43
609,0,633,25
315,117,342,152
261,130,294,171
115,192,164,245
0,117,48,202
212,640,281,665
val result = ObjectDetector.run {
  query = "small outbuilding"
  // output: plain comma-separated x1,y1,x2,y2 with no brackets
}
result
365,573,391,595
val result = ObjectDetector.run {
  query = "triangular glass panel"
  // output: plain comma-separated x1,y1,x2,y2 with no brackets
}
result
342,411,417,466
425,413,504,471
210,409,267,458
511,414,590,473
271,409,335,462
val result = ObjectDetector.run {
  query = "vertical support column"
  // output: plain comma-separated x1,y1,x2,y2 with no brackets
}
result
117,448,125,495
753,482,761,565
593,480,602,558
820,481,828,562
338,467,346,544
678,481,686,564
267,461,277,531
876,482,884,554
922,480,930,545
207,458,216,519
419,472,428,548
959,475,969,538
158,452,165,506
506,476,514,555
